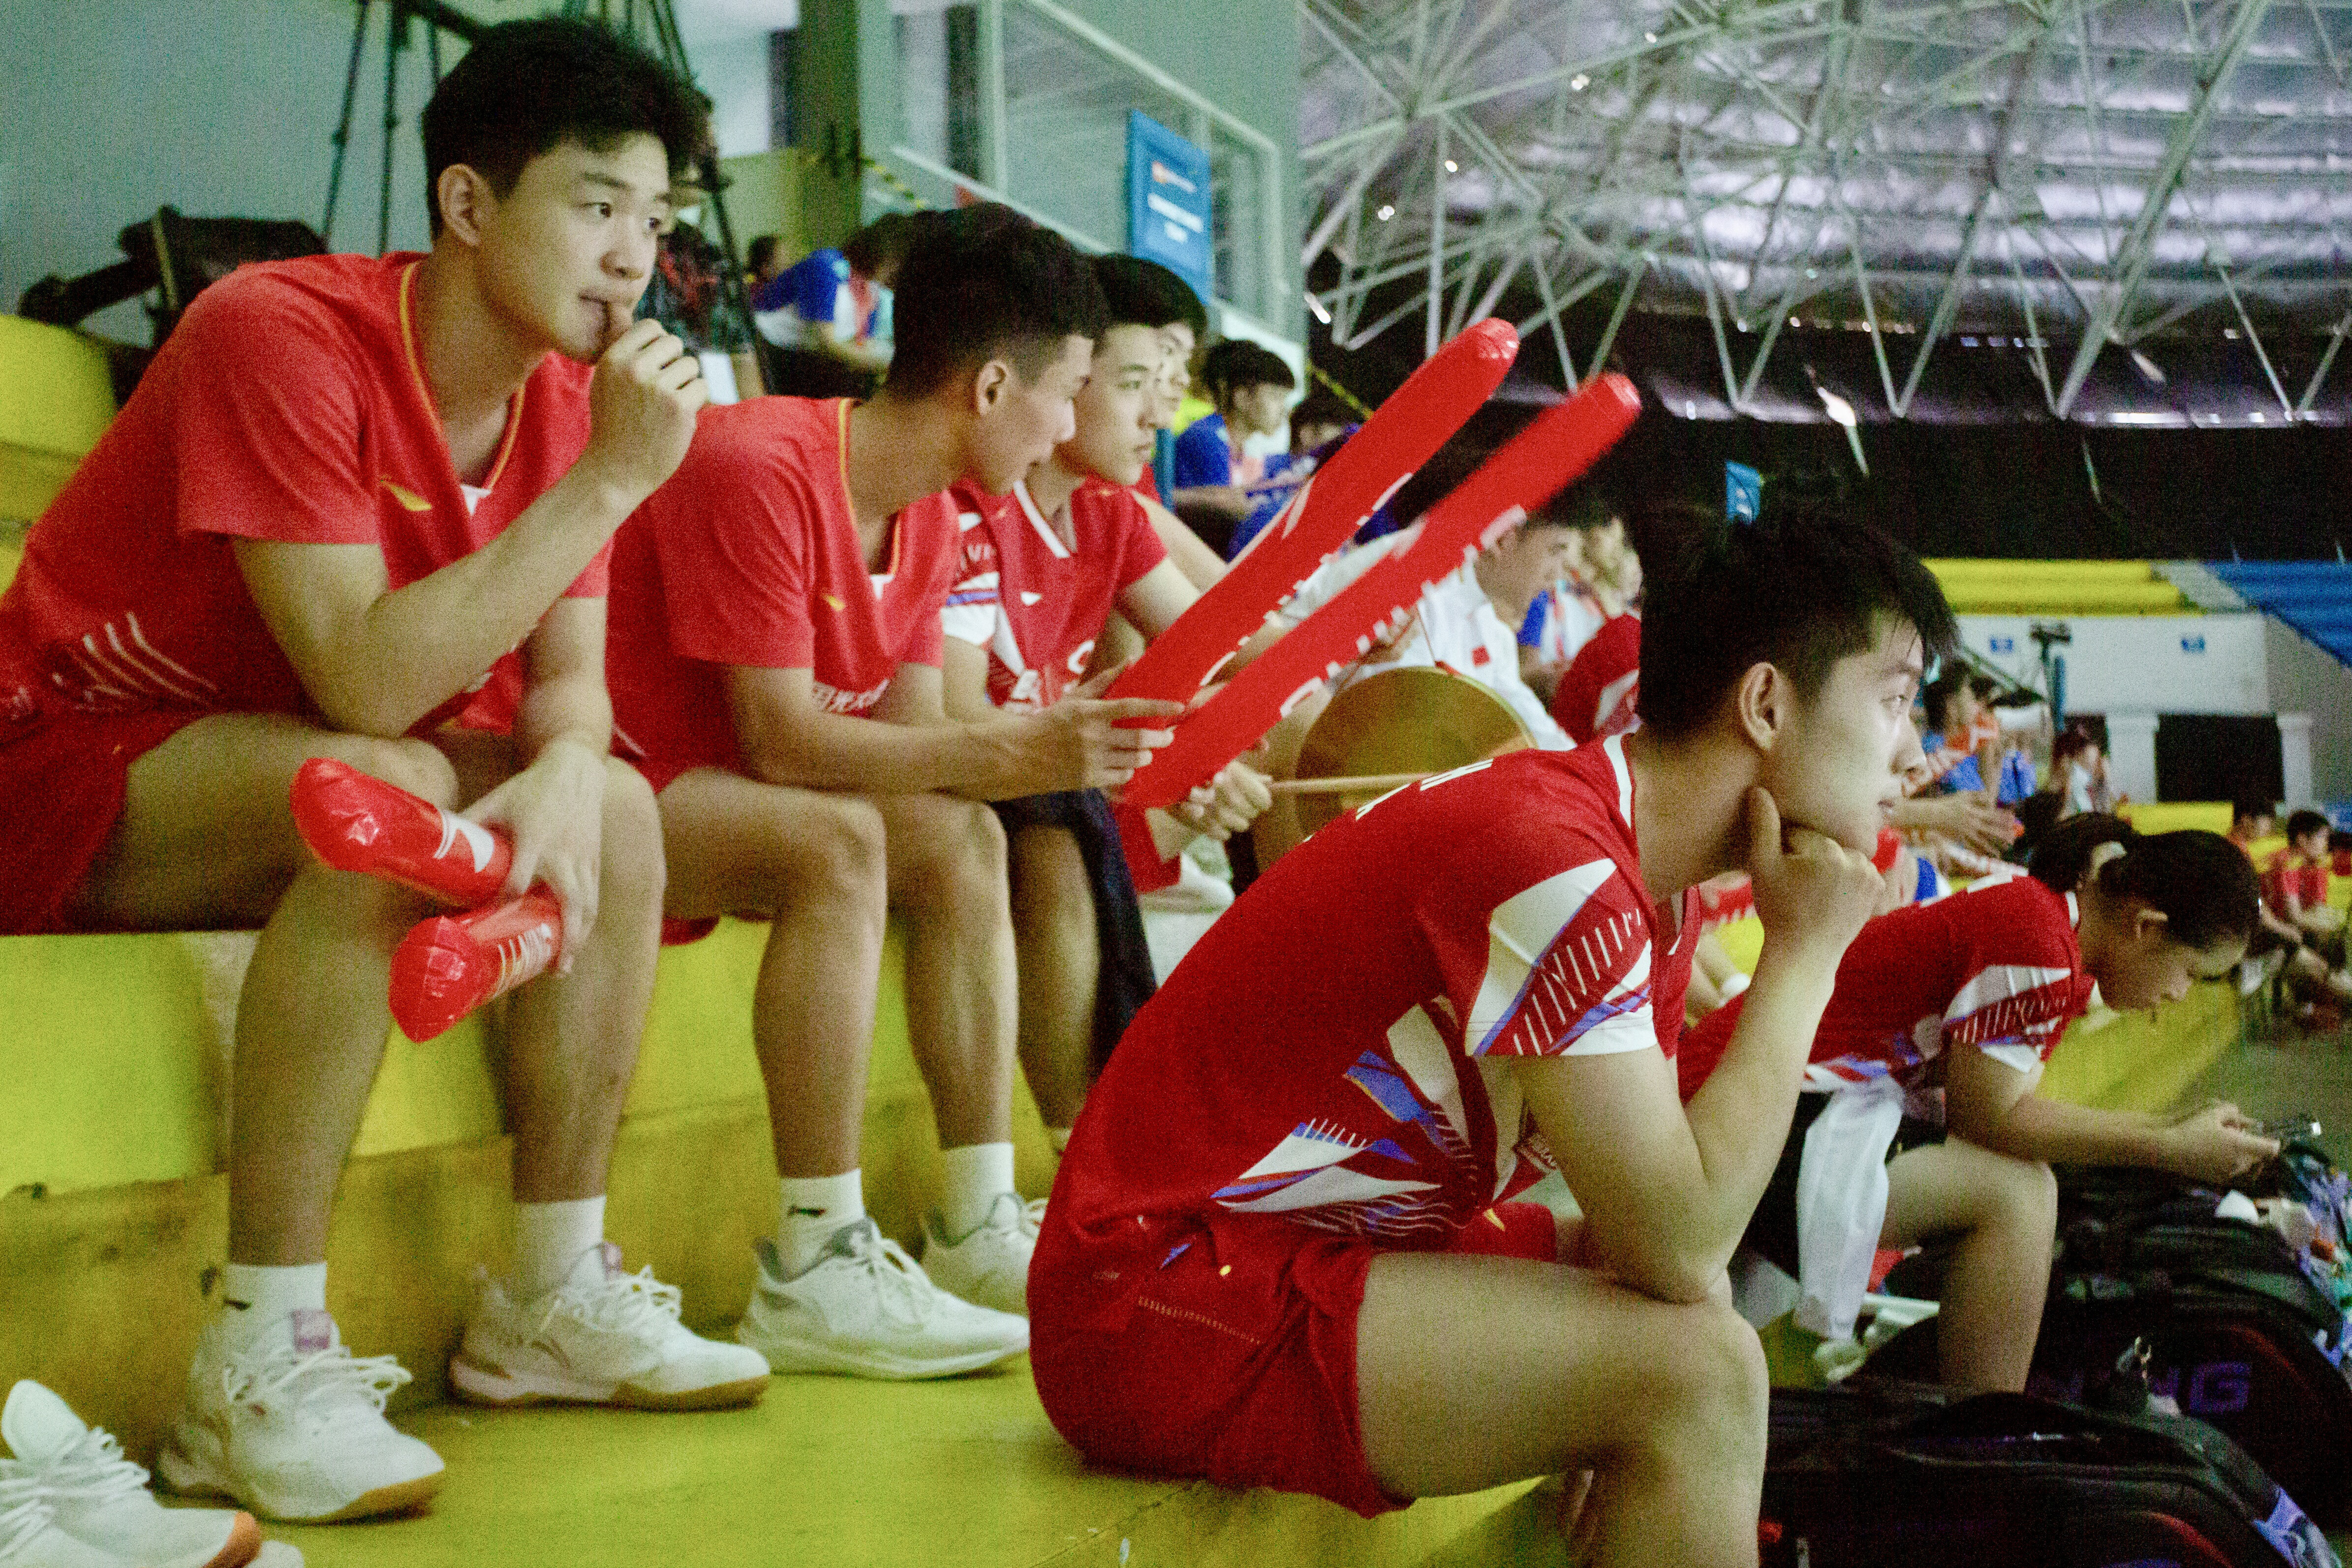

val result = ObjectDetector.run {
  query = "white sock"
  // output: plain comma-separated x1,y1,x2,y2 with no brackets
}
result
515,1196,606,1299
1046,1127,1073,1155
218,1262,328,1350
777,1170,867,1276
939,1142,1016,1237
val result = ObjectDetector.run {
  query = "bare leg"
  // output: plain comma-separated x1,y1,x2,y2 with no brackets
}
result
500,758,667,1203
874,793,1015,1150
1357,1254,1769,1568
1881,1137,2057,1391
1007,825,1097,1134
658,769,887,1177
69,714,459,1265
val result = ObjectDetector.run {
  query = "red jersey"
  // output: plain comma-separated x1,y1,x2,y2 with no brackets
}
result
0,254,602,736
604,397,960,782
1550,611,1641,745
2262,848,2329,918
1044,738,1699,1310
940,477,1166,711
1677,873,2094,1106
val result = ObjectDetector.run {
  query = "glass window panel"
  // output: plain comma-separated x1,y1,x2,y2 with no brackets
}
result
999,4,1190,255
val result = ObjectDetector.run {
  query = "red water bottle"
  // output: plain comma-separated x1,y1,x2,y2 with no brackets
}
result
388,889,565,1041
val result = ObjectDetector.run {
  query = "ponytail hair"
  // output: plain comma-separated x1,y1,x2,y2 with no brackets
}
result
2028,813,2260,951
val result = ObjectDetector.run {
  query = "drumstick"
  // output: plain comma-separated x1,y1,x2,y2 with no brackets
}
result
1267,772,1432,796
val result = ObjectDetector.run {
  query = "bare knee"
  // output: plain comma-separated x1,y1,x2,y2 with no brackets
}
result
324,734,459,809
1633,1296,1769,1456
599,759,666,915
896,799,1007,914
795,795,887,905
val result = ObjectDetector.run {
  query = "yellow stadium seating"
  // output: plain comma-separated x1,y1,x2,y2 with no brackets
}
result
0,315,114,523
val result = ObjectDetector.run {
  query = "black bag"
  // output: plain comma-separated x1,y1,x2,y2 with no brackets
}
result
1869,1149,2352,1524
1763,1382,2339,1567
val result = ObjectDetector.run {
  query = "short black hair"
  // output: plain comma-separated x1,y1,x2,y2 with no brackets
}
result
842,213,916,282
1921,669,1973,733
2287,808,2330,842
746,234,782,275
2232,797,2277,827
2031,814,2259,952
1638,501,1958,740
1537,482,1618,532
1200,339,1296,401
421,19,708,235
1092,254,1209,337
884,205,1108,399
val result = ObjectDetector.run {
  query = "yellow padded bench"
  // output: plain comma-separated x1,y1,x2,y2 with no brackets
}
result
0,314,115,523
1923,559,2194,616
0,919,1058,1462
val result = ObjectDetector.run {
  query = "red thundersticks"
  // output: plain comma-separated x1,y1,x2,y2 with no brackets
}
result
1109,318,1521,710
288,757,562,1041
1119,372,1644,810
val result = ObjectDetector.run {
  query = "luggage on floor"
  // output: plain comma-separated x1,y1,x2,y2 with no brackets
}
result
1868,1140,2352,1524
1762,1381,2339,1568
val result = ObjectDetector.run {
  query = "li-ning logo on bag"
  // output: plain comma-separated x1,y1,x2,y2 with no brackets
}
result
2032,1360,2254,1415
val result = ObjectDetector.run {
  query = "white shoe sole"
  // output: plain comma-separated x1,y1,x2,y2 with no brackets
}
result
448,1353,769,1411
157,1422,443,1524
734,1322,1027,1381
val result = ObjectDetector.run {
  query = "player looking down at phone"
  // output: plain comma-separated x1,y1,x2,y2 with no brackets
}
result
1028,506,1953,1566
0,18,772,1525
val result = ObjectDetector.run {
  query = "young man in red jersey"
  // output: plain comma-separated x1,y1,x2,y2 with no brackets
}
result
940,253,1272,1150
604,205,1184,1381
1030,509,1953,1565
0,20,770,1527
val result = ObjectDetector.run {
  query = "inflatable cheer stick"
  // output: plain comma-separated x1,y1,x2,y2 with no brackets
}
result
291,756,508,905
1109,318,1519,707
388,890,565,1042
1119,373,1643,809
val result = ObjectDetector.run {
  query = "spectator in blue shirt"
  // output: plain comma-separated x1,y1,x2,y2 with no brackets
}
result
1170,339,1294,553
751,215,913,398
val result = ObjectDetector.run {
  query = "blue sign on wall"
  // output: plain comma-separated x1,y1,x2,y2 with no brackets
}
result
1127,110,1213,307
1989,636,2016,654
1724,461,1762,522
2181,635,2207,654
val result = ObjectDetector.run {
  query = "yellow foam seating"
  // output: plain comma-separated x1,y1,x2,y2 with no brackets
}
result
0,919,1060,1463
1922,559,2194,616
0,315,115,523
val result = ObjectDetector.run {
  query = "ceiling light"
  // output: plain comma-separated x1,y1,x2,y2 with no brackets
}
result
1805,267,1819,278
1443,159,1458,173
1376,204,1395,220
1644,31,1658,42
2129,349,2165,384
1305,294,1332,325
1570,73,1591,91
2224,328,2241,340
1816,385,1859,428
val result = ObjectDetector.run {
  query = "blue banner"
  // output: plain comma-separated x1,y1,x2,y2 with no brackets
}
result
1725,461,1762,522
1127,110,1213,306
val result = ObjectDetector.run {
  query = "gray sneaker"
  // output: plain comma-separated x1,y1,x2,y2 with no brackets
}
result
735,1221,1029,1380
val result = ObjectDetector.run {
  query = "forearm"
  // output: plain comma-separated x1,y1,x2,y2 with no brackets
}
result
516,673,614,762
1961,1093,2169,1169
1670,946,1842,1267
294,465,642,735
742,709,1025,798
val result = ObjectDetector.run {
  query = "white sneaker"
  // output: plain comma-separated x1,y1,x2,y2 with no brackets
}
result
1138,852,1236,914
0,1474,134,1568
736,1222,1029,1380
159,1308,443,1525
451,1242,770,1411
3,1381,267,1568
921,1193,1040,1317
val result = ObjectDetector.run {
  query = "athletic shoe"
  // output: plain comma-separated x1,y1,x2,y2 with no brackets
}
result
0,1475,134,1568
921,1193,1039,1317
1138,852,1236,915
3,1381,265,1568
450,1242,770,1411
735,1222,1029,1380
159,1308,443,1524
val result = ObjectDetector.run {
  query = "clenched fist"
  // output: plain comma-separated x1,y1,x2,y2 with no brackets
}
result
582,316,707,503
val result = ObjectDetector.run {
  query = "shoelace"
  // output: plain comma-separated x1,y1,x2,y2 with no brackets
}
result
1021,1197,1047,1238
0,1473,61,1561
17,1421,147,1505
219,1341,411,1435
831,1226,932,1330
540,1265,684,1343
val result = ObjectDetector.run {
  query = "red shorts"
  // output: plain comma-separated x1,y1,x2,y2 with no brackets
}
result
1029,1201,1556,1518
0,703,207,934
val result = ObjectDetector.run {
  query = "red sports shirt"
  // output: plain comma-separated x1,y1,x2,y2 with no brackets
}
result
940,477,1166,711
1677,872,2094,1105
605,397,961,785
2262,849,2329,919
0,254,602,736
1550,611,1641,745
1040,738,1700,1325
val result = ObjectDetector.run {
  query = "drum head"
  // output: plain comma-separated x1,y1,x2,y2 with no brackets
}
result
1292,666,1531,837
